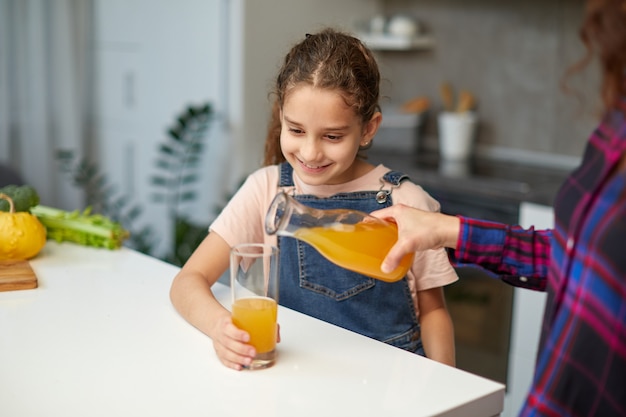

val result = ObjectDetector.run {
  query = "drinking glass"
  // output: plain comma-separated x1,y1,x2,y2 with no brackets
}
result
230,243,279,369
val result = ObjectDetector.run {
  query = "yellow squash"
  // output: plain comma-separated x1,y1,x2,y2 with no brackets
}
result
0,193,47,260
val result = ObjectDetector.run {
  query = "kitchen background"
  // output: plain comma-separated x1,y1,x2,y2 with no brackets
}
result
0,0,596,416
374,0,596,165
1,0,596,251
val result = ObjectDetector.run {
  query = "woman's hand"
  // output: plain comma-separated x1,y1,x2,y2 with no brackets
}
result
370,204,461,273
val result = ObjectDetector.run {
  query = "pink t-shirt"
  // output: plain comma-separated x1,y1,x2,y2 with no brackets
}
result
210,164,458,316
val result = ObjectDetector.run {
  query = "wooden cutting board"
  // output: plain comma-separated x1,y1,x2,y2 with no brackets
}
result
0,259,38,292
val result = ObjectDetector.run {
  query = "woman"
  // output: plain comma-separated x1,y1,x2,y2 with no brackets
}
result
371,0,626,415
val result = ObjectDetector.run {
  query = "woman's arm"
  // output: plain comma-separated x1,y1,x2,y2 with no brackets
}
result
453,217,551,290
417,287,456,366
170,232,256,370
371,204,551,290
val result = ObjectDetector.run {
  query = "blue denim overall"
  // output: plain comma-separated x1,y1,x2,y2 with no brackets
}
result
277,163,424,355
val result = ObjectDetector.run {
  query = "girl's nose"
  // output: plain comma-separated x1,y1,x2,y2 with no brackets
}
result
300,136,322,161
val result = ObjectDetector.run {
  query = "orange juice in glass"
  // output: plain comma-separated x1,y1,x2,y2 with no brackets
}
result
231,296,277,354
230,243,279,369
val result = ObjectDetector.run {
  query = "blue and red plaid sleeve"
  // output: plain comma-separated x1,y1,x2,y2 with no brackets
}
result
450,216,551,291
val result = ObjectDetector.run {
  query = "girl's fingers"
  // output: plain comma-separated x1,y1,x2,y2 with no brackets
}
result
213,317,256,370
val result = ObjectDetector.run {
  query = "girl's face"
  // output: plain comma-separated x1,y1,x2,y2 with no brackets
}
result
280,85,380,186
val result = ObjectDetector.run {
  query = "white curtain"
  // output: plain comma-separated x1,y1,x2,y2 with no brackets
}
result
0,0,92,210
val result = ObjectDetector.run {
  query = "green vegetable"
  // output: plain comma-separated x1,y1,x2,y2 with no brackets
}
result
0,185,40,213
30,205,130,250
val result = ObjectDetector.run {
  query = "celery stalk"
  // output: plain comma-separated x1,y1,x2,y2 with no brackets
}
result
30,205,130,249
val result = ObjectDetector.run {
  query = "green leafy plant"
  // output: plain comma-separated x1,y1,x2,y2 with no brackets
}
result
151,103,213,265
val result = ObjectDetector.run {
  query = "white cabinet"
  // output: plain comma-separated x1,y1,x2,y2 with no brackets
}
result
502,202,552,417
93,0,227,256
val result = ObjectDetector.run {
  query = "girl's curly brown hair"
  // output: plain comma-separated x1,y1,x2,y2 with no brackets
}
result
263,28,381,166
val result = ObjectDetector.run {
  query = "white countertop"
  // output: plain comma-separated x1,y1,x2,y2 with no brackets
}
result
0,242,504,417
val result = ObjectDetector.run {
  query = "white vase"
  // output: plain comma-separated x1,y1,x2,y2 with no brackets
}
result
437,111,477,160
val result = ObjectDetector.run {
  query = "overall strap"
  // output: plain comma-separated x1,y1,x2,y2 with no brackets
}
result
278,162,294,187
382,170,410,186
376,170,411,204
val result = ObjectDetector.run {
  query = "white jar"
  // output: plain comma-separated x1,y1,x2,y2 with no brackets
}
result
387,15,418,37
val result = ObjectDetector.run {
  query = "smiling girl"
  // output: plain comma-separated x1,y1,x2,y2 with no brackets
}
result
170,28,458,371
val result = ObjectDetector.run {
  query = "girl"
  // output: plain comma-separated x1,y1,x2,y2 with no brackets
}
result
170,28,457,371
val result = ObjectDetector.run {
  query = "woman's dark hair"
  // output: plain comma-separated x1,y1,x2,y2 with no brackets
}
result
263,28,381,166
568,0,626,115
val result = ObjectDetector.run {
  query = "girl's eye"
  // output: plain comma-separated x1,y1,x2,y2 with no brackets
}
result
288,128,304,135
326,134,342,141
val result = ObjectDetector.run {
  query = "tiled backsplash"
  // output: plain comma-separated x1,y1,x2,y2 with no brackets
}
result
373,0,597,163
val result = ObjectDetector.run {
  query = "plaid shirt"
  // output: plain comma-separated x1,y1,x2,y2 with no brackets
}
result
452,107,626,416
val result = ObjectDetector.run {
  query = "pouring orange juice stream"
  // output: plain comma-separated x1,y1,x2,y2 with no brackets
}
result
265,192,413,282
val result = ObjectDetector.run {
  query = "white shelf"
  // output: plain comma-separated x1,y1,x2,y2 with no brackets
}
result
357,32,435,51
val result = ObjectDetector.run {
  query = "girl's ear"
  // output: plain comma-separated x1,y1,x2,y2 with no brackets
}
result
361,111,382,146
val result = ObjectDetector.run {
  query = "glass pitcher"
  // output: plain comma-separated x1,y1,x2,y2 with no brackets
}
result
264,192,414,283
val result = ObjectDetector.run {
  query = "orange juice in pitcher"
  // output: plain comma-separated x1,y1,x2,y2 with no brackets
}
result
264,192,413,282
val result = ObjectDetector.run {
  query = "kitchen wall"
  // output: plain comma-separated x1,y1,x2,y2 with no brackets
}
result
372,0,597,166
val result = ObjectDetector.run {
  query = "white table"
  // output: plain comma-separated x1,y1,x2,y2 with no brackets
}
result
0,242,504,417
